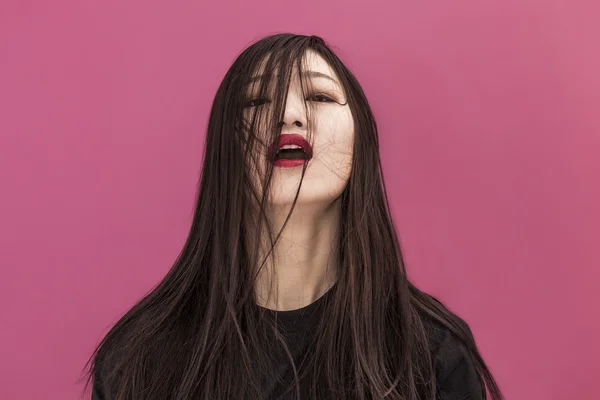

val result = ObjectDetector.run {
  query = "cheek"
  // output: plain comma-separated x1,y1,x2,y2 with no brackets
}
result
313,110,354,167
241,116,273,175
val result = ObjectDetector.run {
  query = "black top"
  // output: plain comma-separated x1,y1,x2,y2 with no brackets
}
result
92,284,483,399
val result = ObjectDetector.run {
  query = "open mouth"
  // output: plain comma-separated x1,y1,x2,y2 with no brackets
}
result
268,134,313,164
275,145,310,160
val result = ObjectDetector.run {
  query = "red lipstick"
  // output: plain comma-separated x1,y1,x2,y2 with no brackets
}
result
268,134,313,168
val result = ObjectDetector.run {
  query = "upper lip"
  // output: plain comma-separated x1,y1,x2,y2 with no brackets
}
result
267,133,313,161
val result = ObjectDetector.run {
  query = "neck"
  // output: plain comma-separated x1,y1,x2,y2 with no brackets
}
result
253,199,341,311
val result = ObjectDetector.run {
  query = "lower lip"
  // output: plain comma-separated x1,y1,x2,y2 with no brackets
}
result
272,159,308,168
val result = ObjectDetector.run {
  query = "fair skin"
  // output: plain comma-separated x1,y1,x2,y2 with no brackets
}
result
246,50,355,311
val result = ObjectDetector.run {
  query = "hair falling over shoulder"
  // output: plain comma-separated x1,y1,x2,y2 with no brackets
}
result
81,33,503,400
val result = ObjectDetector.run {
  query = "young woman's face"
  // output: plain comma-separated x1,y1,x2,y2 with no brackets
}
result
244,50,354,208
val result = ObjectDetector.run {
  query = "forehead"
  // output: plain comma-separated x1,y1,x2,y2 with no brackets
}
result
299,50,335,76
251,49,339,83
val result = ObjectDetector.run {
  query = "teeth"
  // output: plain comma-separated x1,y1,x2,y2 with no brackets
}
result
279,145,303,150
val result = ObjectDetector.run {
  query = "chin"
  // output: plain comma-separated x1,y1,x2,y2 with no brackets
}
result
268,191,345,209
266,174,348,208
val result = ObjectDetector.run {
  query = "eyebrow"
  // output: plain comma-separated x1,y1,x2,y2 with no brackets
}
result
247,70,341,89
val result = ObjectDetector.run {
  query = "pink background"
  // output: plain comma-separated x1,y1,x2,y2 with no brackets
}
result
1,1,598,399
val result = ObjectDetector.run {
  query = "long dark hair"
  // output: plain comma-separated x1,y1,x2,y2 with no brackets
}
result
82,33,503,400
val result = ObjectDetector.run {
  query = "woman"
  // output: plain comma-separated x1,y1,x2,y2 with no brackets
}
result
85,33,503,400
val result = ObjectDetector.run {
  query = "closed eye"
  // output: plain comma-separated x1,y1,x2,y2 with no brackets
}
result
308,94,335,103
243,94,336,108
243,98,269,108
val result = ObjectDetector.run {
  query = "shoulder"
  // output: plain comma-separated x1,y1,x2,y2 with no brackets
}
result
91,360,105,400
420,312,485,399
91,381,104,400
91,349,121,400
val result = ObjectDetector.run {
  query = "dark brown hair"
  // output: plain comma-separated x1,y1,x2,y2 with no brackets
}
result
82,33,503,400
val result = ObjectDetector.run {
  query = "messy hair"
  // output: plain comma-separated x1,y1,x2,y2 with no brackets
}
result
82,33,503,400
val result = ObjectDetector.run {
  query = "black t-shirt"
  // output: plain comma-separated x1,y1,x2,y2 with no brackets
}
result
92,284,483,399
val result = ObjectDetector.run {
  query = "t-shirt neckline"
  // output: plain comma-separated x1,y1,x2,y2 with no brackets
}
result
258,281,338,332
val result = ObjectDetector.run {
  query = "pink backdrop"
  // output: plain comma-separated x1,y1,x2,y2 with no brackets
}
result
1,1,598,399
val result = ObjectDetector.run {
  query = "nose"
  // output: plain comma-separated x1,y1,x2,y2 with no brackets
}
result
280,87,307,130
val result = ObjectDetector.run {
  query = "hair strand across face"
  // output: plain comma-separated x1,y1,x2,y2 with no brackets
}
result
81,33,503,400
